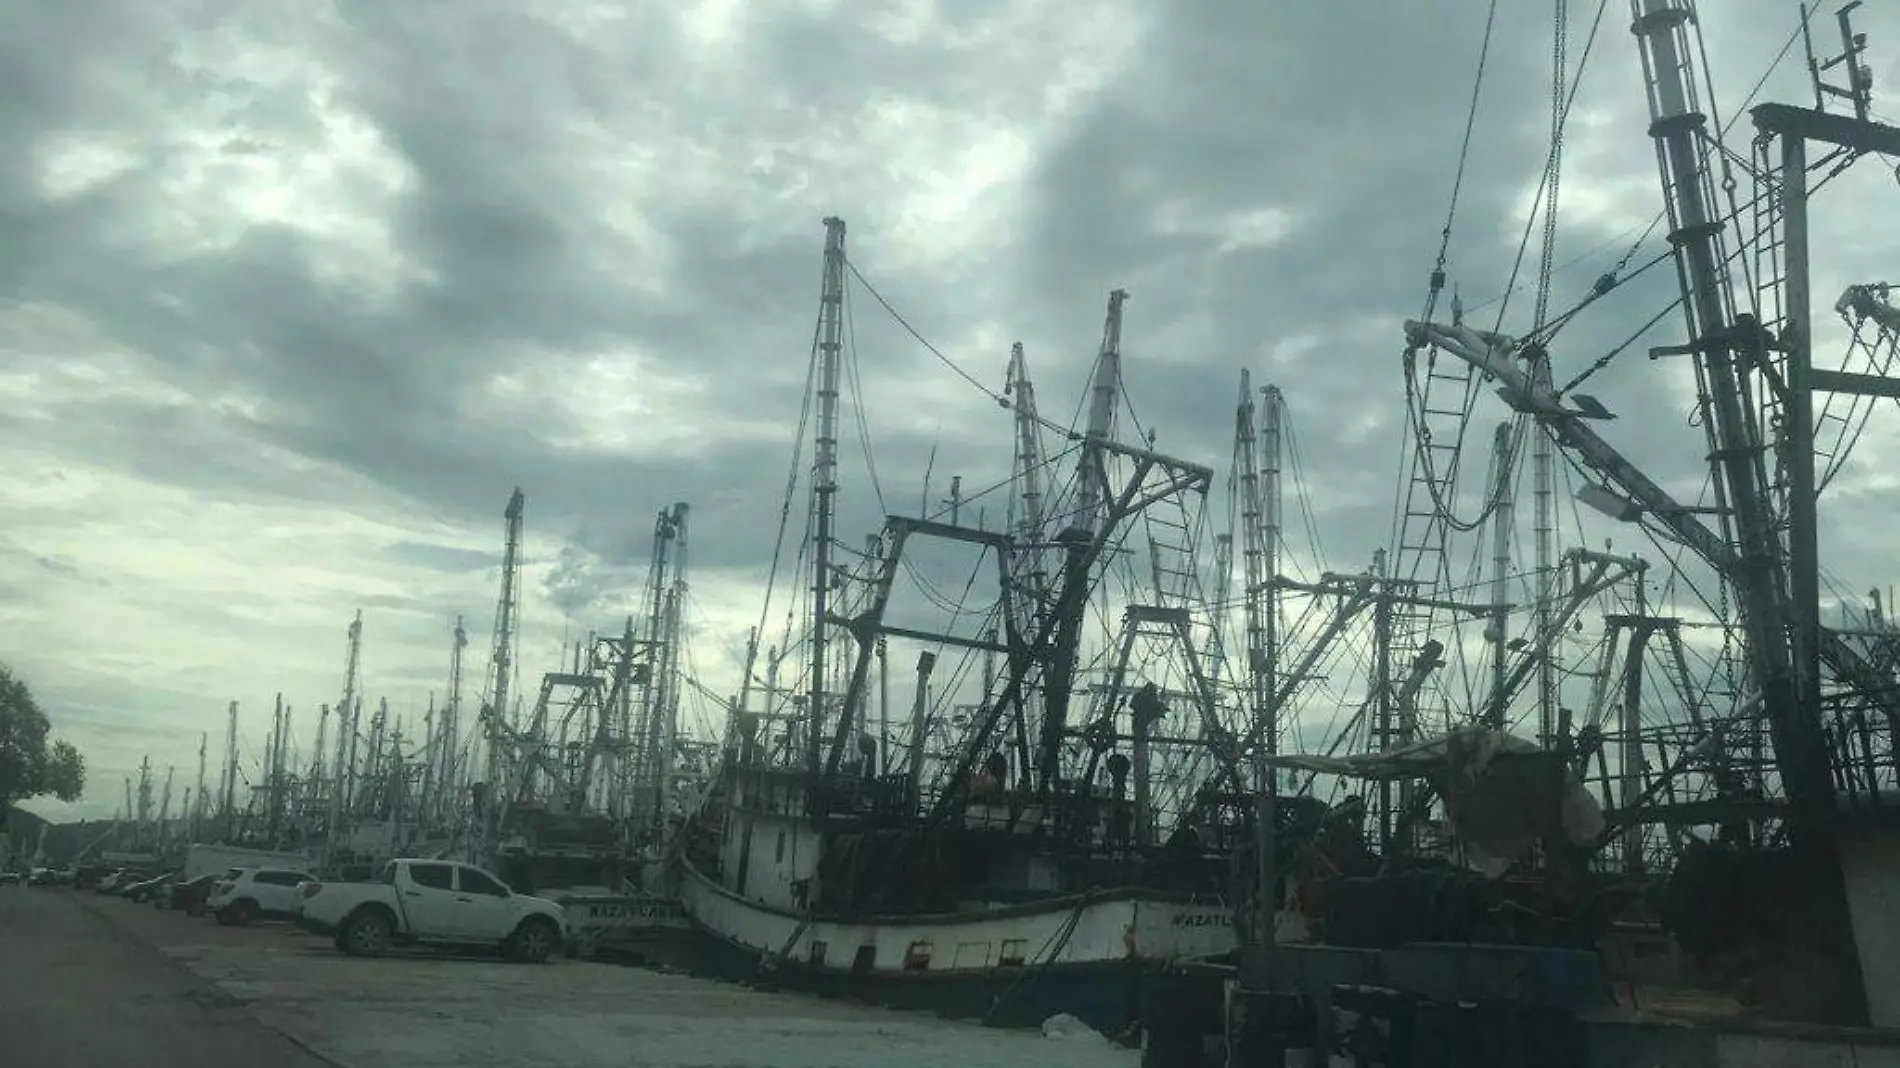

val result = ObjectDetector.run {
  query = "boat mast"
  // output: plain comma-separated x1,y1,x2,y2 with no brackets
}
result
654,504,689,831
1075,290,1126,538
1038,290,1125,792
440,616,466,823
221,701,238,838
1237,373,1281,941
808,217,847,787
1236,374,1273,758
1632,1,1818,817
1486,421,1516,716
192,731,207,843
1530,0,1566,750
1008,343,1046,551
487,489,525,777
1260,384,1283,754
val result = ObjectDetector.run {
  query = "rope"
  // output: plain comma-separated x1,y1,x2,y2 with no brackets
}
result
758,910,819,978
982,890,1096,1024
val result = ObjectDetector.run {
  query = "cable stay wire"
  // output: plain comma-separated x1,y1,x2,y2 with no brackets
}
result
842,258,1097,446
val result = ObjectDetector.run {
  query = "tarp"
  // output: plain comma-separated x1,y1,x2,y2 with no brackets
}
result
1267,726,1605,877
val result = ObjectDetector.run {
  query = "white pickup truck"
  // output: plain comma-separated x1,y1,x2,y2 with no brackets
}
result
297,858,566,963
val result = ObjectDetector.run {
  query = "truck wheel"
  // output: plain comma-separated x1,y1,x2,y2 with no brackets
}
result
338,909,393,958
506,918,559,964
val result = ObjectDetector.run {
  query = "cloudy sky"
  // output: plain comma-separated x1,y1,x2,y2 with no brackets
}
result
4,0,1898,820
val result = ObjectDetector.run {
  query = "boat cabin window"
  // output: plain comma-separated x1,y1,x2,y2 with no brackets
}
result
808,940,827,965
775,831,787,863
852,945,875,973
954,942,992,968
903,941,932,971
999,939,1027,967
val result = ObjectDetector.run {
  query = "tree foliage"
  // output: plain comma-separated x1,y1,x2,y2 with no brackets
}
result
0,664,86,807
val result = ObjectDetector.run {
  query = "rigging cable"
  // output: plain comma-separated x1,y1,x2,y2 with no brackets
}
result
1385,0,1503,550
1534,0,1574,333
1425,0,1501,320
1818,319,1900,494
841,274,890,516
843,257,1085,444
1492,0,1605,336
743,296,825,707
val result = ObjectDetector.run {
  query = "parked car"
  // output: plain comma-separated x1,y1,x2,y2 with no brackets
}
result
297,858,566,963
121,872,176,903
0,871,21,886
207,867,317,925
157,872,224,915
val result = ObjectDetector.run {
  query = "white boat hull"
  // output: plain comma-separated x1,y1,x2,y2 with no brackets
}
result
678,856,1236,1032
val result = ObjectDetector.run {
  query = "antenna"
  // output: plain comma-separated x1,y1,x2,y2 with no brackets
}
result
1806,2,1874,120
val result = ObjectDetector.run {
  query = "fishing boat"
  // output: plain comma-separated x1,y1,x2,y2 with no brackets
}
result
676,219,1257,1036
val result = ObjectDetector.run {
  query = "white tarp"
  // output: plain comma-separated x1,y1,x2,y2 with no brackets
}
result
1266,726,1605,877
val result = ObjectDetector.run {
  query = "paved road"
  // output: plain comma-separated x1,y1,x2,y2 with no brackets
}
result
5,884,1139,1068
0,886,336,1068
